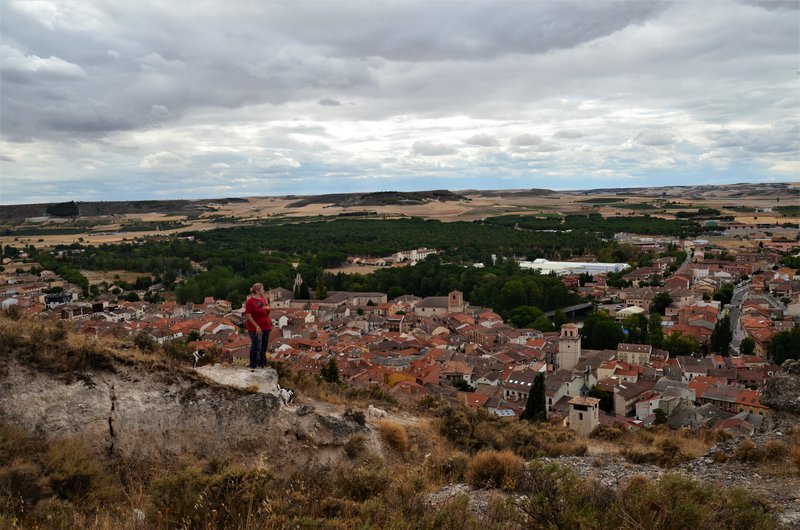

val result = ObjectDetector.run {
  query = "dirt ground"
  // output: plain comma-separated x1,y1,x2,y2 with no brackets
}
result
324,264,384,275
81,270,151,285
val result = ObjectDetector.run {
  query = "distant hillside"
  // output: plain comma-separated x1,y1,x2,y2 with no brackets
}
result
465,188,558,198
0,198,248,223
572,182,800,199
286,190,467,208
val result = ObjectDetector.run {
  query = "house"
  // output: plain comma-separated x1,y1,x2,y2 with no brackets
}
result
735,389,768,416
698,384,741,413
619,287,660,310
545,368,596,418
502,365,543,402
597,359,639,383
634,391,662,421
440,360,474,388
616,343,652,365
613,380,656,417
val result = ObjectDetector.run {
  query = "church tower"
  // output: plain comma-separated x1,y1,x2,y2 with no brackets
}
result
448,290,464,313
557,323,581,372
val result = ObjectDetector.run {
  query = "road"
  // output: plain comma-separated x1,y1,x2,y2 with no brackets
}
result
729,279,750,354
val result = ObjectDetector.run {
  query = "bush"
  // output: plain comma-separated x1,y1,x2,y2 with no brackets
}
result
42,438,120,509
762,440,788,461
134,332,157,353
333,463,390,502
425,450,470,485
791,445,800,473
735,439,763,463
518,464,776,529
464,450,524,491
437,406,586,458
590,424,626,441
344,434,367,459
148,466,274,529
344,408,366,426
377,421,409,455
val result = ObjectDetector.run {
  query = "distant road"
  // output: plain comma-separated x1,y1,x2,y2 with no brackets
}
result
729,280,749,354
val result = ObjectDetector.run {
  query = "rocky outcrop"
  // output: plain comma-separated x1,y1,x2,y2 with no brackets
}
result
762,360,800,415
0,360,364,463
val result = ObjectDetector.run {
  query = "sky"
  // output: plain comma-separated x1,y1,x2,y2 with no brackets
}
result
0,0,798,205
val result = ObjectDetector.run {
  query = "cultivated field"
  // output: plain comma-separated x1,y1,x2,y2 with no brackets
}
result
2,183,799,250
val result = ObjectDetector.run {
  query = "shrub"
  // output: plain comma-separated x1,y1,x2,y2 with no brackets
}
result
735,439,763,463
42,438,120,509
148,465,274,529
0,458,49,509
134,332,157,353
791,445,800,473
344,434,367,459
762,440,788,461
464,450,524,491
425,450,470,485
333,463,390,502
711,451,729,463
377,421,409,455
344,408,366,426
590,424,625,441
621,437,690,468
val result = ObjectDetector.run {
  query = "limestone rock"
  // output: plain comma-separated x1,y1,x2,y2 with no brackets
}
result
762,360,800,415
0,359,364,464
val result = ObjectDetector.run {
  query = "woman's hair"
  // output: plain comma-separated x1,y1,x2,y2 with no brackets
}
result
250,282,264,294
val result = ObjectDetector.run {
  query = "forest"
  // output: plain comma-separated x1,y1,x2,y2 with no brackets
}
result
26,214,706,319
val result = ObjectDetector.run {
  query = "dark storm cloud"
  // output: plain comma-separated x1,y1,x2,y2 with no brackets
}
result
273,1,670,62
709,121,800,154
318,97,343,106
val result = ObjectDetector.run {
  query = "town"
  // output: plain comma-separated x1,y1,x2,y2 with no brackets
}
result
3,215,798,440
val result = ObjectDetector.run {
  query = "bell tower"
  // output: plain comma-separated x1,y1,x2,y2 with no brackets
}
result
557,323,581,371
448,290,464,313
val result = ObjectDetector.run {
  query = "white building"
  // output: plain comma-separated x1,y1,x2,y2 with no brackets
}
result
394,248,438,263
518,258,629,276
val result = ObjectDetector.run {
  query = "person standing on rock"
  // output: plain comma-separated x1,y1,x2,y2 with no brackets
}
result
245,283,272,369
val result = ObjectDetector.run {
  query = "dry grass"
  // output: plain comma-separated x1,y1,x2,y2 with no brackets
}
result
376,421,409,455
593,425,721,469
438,406,588,458
735,439,799,472
464,450,525,491
272,360,397,410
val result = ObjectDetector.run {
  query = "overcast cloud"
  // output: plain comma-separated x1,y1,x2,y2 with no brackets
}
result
0,0,798,204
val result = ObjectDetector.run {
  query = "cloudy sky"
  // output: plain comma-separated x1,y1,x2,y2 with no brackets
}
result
1,0,798,204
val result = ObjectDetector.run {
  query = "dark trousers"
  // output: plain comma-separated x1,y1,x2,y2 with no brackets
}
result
248,329,271,368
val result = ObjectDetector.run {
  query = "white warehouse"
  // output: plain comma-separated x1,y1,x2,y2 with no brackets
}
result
518,258,629,276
